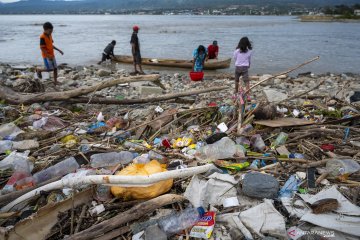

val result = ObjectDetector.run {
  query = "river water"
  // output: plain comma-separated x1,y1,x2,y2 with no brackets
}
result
0,15,359,74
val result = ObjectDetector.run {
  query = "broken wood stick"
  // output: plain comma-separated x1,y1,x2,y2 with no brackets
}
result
0,74,160,104
246,56,320,94
279,79,326,104
67,86,229,105
67,194,185,240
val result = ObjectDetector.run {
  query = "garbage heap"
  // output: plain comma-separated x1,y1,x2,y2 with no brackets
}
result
0,63,359,240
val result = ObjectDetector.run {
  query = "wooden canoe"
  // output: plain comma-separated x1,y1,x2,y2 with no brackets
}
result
112,55,231,70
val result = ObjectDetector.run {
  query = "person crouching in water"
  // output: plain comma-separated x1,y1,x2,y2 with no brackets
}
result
36,22,64,85
98,40,116,64
192,45,207,72
233,37,252,101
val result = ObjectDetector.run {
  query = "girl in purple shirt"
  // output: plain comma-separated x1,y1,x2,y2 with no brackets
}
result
233,37,252,100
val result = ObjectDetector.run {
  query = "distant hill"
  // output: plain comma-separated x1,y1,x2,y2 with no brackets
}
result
1,0,359,14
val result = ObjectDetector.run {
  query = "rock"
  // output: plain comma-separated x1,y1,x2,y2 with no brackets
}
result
72,74,80,80
242,172,279,199
97,69,111,77
263,89,288,103
274,78,282,85
139,86,163,97
277,74,287,79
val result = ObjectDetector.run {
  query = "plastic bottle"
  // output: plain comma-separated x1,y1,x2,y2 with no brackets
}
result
278,175,302,198
133,154,150,164
90,151,134,168
250,134,266,152
2,152,32,193
0,140,13,153
158,207,204,236
148,150,167,162
33,157,80,184
325,159,360,178
271,132,288,149
196,137,236,161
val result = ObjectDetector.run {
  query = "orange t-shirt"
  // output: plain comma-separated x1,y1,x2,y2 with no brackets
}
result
40,33,54,58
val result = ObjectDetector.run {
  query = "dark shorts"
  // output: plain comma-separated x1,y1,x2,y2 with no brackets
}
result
43,57,57,71
133,51,142,64
101,53,112,61
235,66,249,84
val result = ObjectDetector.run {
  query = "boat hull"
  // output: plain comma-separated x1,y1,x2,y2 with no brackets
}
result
113,55,231,70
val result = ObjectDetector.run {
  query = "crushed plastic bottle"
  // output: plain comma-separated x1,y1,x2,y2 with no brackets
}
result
33,156,80,184
278,175,302,198
158,207,204,236
271,132,288,149
90,151,135,168
196,137,236,161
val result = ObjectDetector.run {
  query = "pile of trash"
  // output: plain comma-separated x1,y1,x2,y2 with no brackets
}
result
0,63,359,240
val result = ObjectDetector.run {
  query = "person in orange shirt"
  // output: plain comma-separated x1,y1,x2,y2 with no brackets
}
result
36,22,64,85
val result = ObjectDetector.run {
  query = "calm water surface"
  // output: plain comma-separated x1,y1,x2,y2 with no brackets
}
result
0,15,359,74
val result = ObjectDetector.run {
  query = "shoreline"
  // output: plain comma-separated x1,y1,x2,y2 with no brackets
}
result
1,62,359,108
299,15,360,22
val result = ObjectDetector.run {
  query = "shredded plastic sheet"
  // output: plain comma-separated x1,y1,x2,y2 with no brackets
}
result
184,173,238,208
297,186,360,237
239,199,287,238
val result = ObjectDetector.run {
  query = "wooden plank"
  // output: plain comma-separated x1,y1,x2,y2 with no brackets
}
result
254,118,314,127
4,188,93,240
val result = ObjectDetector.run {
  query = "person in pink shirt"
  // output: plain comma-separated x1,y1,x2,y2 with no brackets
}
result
233,37,252,100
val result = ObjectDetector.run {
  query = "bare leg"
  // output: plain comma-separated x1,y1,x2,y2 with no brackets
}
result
138,64,144,74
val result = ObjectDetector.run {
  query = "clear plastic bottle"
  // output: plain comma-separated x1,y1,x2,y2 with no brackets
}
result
271,132,288,149
158,207,203,236
33,156,80,184
148,150,167,162
196,137,236,161
90,151,134,168
326,159,360,177
250,134,266,152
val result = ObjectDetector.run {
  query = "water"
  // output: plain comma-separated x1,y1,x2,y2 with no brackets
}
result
0,15,359,74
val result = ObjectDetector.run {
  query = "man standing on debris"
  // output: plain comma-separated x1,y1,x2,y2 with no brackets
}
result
207,40,219,59
36,22,64,85
98,40,116,65
130,25,144,75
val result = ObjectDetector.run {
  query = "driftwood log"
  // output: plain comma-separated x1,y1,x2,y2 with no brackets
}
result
0,74,160,104
67,194,185,240
68,86,229,105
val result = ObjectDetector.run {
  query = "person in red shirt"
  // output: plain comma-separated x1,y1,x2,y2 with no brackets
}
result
207,40,219,59
36,22,64,85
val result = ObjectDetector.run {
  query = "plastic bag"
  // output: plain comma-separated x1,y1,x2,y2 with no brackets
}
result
111,160,173,200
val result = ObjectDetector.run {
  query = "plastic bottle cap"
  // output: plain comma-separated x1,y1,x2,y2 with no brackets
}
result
196,207,205,217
